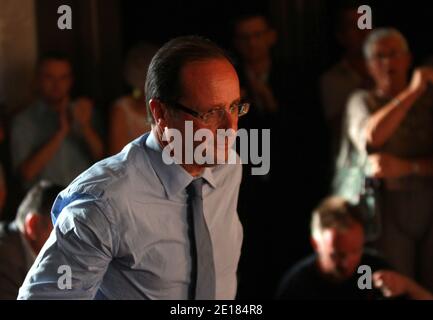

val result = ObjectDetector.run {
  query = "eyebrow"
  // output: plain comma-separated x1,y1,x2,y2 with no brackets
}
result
209,98,242,109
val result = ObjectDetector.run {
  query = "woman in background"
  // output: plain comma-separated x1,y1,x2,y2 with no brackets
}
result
108,43,158,155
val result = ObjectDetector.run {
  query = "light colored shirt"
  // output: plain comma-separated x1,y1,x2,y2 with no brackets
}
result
18,131,243,300
11,100,93,188
334,89,433,197
346,89,433,159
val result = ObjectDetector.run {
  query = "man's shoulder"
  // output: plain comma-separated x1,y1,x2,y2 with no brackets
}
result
14,100,46,119
279,254,318,288
11,101,49,134
51,135,155,225
284,254,317,279
322,60,351,76
65,135,153,199
276,254,318,299
321,60,361,87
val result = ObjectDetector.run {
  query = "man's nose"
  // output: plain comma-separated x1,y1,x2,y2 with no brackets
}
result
220,110,236,130
379,55,392,66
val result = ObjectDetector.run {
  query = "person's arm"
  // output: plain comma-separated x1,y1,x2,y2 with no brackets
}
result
17,195,115,300
18,111,70,183
108,102,129,155
368,153,433,178
346,91,373,154
72,98,104,160
373,270,433,300
366,67,433,149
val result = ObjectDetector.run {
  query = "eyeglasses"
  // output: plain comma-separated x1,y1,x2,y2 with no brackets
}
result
370,50,407,61
168,100,250,124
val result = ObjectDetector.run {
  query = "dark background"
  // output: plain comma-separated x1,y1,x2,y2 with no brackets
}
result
8,0,433,298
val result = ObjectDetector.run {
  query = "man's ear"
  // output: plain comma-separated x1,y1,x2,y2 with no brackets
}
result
149,99,168,127
24,212,39,241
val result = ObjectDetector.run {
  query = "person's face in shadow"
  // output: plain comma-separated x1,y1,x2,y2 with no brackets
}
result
336,9,371,56
367,36,411,92
150,58,241,170
312,223,365,282
38,59,73,106
233,16,277,64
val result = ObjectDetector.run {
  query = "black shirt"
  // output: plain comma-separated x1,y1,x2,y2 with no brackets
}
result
276,251,393,300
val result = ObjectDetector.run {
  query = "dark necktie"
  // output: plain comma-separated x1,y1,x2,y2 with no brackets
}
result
186,178,216,299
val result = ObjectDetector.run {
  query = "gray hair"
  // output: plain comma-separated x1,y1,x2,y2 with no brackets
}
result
363,27,409,59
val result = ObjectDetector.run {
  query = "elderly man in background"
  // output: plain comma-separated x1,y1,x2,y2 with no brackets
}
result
337,28,433,291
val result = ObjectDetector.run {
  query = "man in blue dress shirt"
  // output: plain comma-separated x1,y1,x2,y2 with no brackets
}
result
18,36,245,300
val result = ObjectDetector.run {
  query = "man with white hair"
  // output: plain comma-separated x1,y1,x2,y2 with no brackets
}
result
335,27,433,292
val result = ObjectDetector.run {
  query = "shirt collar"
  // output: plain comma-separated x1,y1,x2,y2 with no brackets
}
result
144,131,217,200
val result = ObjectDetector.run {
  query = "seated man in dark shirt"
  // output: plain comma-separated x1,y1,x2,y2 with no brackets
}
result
0,180,63,299
276,196,433,300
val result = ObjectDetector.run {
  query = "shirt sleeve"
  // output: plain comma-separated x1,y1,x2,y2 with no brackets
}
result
17,194,117,300
346,91,372,154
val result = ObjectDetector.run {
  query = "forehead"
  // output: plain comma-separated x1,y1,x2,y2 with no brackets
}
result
40,59,71,74
372,36,406,52
321,224,364,249
235,16,269,34
179,59,240,107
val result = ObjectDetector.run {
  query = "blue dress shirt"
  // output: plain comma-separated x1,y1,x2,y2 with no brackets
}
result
18,131,243,299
